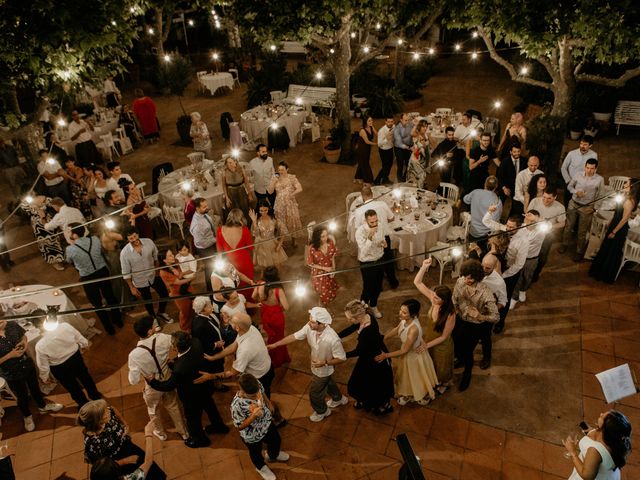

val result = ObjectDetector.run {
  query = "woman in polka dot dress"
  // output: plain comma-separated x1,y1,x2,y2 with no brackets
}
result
306,226,339,305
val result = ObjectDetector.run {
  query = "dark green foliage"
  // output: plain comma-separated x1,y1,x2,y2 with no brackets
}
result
157,55,194,97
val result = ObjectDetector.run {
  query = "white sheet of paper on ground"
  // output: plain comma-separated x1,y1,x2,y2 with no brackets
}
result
595,363,638,404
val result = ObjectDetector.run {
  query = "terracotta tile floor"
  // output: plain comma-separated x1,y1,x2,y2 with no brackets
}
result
2,55,640,479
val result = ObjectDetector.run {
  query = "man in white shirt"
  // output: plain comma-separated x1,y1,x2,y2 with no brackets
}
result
249,144,276,206
355,210,389,318
509,210,546,309
189,198,217,292
373,117,395,185
68,110,101,167
44,197,86,243
268,307,347,422
37,149,71,204
454,112,483,157
530,187,566,282
514,156,543,209
479,254,508,369
128,317,188,441
350,186,398,289
559,158,605,262
560,135,597,205
34,317,101,408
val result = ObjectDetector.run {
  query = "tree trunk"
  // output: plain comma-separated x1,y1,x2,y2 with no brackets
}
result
550,81,574,121
153,9,166,64
334,35,353,161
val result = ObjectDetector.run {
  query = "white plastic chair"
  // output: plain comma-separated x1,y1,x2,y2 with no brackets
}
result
346,191,362,216
96,133,119,160
162,205,186,239
228,68,240,87
114,127,134,155
429,241,461,285
439,182,459,204
584,214,610,260
608,176,630,192
615,239,640,285
270,91,285,103
447,212,471,243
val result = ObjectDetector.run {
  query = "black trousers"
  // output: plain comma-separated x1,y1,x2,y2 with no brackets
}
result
374,148,394,184
6,358,46,417
255,191,276,208
0,457,15,480
258,366,275,399
359,259,384,308
478,322,494,361
195,244,217,293
244,422,281,470
533,235,554,281
184,387,225,442
394,147,411,182
495,271,521,330
382,236,398,286
454,319,488,387
81,267,122,335
138,276,169,317
114,438,166,479
50,350,101,407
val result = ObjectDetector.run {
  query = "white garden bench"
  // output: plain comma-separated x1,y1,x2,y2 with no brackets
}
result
614,101,640,135
284,84,336,115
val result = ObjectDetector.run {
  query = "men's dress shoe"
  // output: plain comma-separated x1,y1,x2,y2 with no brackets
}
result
205,423,230,434
572,253,583,262
459,377,471,392
493,324,504,334
184,437,210,448
479,359,491,370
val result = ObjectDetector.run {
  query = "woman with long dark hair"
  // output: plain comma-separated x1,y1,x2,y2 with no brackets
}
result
524,173,547,211
340,300,394,415
589,179,640,283
306,225,339,305
413,259,456,392
252,266,291,368
564,410,632,480
354,116,377,184
248,200,287,268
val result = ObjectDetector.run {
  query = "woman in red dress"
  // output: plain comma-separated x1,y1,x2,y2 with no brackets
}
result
306,225,339,305
216,208,254,287
252,266,291,368
131,88,159,141
159,248,194,332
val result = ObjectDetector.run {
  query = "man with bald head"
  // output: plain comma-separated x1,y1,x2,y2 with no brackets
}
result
477,254,507,369
514,156,543,215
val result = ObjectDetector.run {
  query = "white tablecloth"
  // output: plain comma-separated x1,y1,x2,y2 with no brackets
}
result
158,159,250,215
240,105,306,148
59,119,119,155
199,73,234,95
347,185,453,271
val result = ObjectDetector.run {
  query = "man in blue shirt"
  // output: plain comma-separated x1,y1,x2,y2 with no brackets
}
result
393,113,413,183
463,176,503,243
66,223,123,335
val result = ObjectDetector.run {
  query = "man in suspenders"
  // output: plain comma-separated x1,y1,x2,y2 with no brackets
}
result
66,223,123,335
127,317,187,442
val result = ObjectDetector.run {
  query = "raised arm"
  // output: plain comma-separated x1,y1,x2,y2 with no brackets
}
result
414,258,437,302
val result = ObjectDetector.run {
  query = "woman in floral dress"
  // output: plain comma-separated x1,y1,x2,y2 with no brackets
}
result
21,195,66,270
306,225,339,305
407,120,431,188
64,157,93,219
268,161,302,246
248,201,287,269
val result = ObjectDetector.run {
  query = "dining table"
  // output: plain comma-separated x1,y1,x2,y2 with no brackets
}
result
347,185,453,271
240,104,306,148
58,117,119,155
199,72,234,95
158,157,251,214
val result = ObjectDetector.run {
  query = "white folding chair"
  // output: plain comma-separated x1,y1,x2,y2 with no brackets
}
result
583,213,610,260
197,71,208,94
447,211,471,243
429,241,461,285
439,182,459,204
615,239,640,285
145,193,166,229
346,191,362,216
114,127,134,155
270,90,285,103
96,133,119,160
608,176,630,192
228,68,240,87
162,205,186,239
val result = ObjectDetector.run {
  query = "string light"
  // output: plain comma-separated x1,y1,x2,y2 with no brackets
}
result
214,257,226,272
471,52,478,60
328,220,337,232
180,180,192,191
350,32,356,39
469,128,478,138
25,195,34,204
614,193,625,204
392,188,402,199
329,48,335,54
46,157,56,165
188,19,194,26
538,221,551,233
295,97,303,105
454,43,461,51
520,66,529,75
269,44,276,51
44,306,59,331
412,52,420,60
231,148,240,158
212,53,219,60
315,71,323,80
451,246,463,258
104,218,115,230
111,20,117,26
397,38,403,45
428,47,435,55
163,54,171,62
129,6,136,13
493,100,502,109
435,158,446,168
294,281,307,298
215,20,221,29
56,118,67,127
270,122,279,130
363,46,370,54
147,27,154,35
375,23,381,30
472,31,478,38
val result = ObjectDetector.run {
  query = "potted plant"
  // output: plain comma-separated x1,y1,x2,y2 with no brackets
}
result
590,85,617,122
323,122,346,163
568,113,585,140
157,54,195,145
353,106,362,118
583,115,599,138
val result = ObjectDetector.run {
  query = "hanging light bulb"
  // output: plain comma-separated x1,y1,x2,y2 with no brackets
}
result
46,157,56,165
520,66,529,75
329,48,335,54
214,20,221,29
471,52,478,60
130,6,136,13
451,246,463,258
375,23,381,30
295,97,303,105
181,180,192,191
392,188,402,199
214,257,226,272
315,71,323,80
363,46,370,54
57,118,67,127
188,19,194,26
469,128,478,138
537,221,552,233
163,54,171,62
294,281,306,298
436,158,446,168
269,44,277,51
111,20,117,26
494,100,502,109
44,306,60,331
212,53,219,60
350,32,356,39
472,31,478,38
231,148,240,158
454,43,461,51
104,218,115,230
614,193,625,204
397,38,403,45
413,52,420,60
147,27,155,35
270,122,279,130
428,47,435,55
328,220,337,232
25,195,34,204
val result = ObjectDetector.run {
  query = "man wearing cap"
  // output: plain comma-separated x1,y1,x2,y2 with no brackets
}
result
267,307,347,422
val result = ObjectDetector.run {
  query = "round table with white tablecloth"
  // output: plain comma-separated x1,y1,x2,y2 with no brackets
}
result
59,118,119,155
240,105,306,148
347,185,453,271
158,158,251,215
199,72,234,95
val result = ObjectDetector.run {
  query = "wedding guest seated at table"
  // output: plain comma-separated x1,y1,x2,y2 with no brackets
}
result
0,315,64,432
44,196,86,244
68,110,102,167
463,175,502,244
431,126,464,185
34,313,102,409
514,156,543,213
190,112,213,159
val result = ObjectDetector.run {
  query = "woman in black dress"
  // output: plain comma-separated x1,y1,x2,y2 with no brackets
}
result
354,116,376,185
339,299,394,415
589,179,640,283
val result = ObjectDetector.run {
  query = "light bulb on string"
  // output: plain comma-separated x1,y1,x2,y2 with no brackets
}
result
212,53,219,60
295,97,303,105
471,52,478,60
214,21,221,29
428,47,435,55
214,257,226,272
163,54,171,62
269,44,276,51
56,118,67,127
231,148,240,158
375,23,381,30
129,6,136,13
46,157,56,165
188,19,194,26
412,52,420,60
397,38,403,45
436,158,446,168
392,188,402,199
104,218,115,230
270,122,279,130
350,32,356,39
520,66,529,75
181,180,192,191
451,246,463,258
454,43,461,51
329,48,335,54
44,306,60,332
493,100,502,109
362,46,370,54
111,20,117,26
294,281,306,298
472,31,478,38
614,193,625,204
328,220,337,232
315,71,323,80
469,128,478,138
147,27,154,35
537,221,552,233
25,195,34,204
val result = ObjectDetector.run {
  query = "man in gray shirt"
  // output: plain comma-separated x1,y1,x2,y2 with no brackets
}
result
120,228,172,324
560,135,597,205
559,158,604,262
393,113,413,182
463,176,503,243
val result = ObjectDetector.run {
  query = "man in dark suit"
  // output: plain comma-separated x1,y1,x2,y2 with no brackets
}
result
496,141,527,216
149,332,229,448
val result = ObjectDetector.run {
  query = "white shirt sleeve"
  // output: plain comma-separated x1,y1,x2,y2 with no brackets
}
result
503,235,528,278
293,324,310,341
330,335,347,361
35,343,51,382
560,152,572,184
482,212,507,232
127,351,142,385
44,212,65,232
